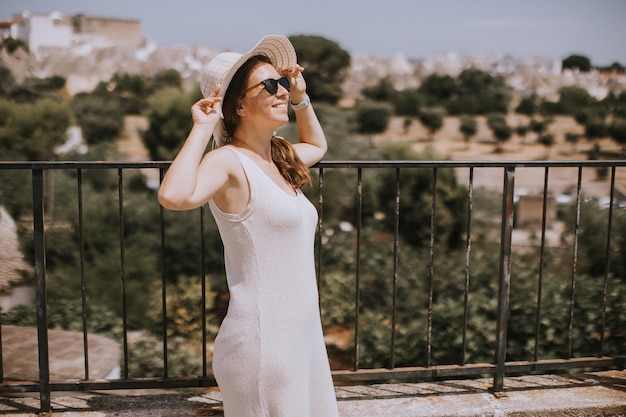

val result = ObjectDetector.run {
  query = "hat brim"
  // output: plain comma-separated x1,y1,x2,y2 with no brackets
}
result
209,35,297,146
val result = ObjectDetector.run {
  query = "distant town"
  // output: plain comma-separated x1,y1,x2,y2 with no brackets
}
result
0,10,143,53
1,10,625,102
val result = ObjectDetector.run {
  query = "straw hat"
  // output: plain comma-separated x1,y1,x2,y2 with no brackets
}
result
200,35,298,146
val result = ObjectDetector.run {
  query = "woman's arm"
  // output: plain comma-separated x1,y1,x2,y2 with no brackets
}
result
283,66,327,167
158,91,229,210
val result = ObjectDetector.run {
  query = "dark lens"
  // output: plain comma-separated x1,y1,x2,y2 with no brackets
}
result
261,79,279,94
278,77,290,92
260,78,290,94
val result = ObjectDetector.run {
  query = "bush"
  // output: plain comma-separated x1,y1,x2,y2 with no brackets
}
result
355,100,393,135
72,93,124,144
124,336,202,378
142,87,197,160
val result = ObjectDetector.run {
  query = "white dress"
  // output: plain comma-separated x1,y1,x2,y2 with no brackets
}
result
208,147,340,417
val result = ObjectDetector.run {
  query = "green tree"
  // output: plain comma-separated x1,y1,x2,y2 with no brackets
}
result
419,73,457,103
487,113,512,151
492,123,512,151
5,75,66,103
124,336,202,378
99,72,151,115
142,87,197,160
607,62,625,73
376,144,467,249
72,93,124,145
562,54,592,72
0,169,30,218
487,113,507,130
0,97,72,160
608,117,626,155
14,143,227,331
392,89,421,117
584,117,607,141
529,118,549,141
2,299,123,340
289,35,351,104
459,116,477,147
355,100,393,136
447,68,510,115
565,132,581,153
574,110,590,126
549,86,596,115
560,199,626,279
419,109,444,140
538,133,555,157
0,65,16,95
515,124,529,145
362,77,396,102
515,94,539,116
150,275,220,343
0,37,29,53
402,117,412,133
153,68,183,90
610,92,626,118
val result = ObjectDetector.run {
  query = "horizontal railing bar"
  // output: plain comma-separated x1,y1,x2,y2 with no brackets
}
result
0,377,218,393
316,160,626,169
0,161,171,169
1,160,625,170
5,356,619,394
332,356,625,383
52,377,218,391
504,356,624,373
333,364,496,382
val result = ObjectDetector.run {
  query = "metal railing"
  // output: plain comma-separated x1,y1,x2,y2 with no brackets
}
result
0,160,625,413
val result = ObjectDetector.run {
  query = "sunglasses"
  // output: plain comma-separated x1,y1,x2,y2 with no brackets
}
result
245,77,290,95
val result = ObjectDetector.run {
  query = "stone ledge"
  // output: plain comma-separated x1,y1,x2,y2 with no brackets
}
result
0,370,624,416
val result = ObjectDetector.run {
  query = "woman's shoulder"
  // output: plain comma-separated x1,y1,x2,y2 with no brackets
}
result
196,145,238,173
204,145,240,163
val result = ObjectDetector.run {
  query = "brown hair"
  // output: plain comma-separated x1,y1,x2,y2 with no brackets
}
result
222,55,312,189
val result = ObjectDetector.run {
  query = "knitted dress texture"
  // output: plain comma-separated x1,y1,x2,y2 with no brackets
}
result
208,147,340,417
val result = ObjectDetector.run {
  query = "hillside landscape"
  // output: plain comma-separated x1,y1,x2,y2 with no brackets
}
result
1,33,625,378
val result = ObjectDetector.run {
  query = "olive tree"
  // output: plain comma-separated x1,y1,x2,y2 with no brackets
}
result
419,109,444,140
72,93,124,145
0,97,71,160
459,116,477,147
562,54,592,72
609,117,626,155
142,87,197,160
355,100,393,137
289,35,351,104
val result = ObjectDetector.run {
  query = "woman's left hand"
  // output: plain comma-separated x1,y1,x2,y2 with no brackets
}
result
282,65,307,104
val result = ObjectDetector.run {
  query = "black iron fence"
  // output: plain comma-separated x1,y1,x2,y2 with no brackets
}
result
0,160,625,413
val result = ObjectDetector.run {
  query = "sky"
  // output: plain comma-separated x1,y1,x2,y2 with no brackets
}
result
2,0,625,66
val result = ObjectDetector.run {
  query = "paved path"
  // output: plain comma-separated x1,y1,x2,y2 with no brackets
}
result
1,370,625,416
2,325,625,416
2,326,119,382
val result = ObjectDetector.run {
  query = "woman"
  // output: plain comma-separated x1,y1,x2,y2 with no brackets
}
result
158,35,340,417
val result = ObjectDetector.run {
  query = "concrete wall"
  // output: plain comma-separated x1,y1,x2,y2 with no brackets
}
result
515,194,556,228
72,14,143,49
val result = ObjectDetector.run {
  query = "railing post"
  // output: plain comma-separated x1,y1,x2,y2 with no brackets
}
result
32,168,51,413
493,167,515,394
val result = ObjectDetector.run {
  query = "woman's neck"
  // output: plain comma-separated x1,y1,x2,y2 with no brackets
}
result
231,128,274,162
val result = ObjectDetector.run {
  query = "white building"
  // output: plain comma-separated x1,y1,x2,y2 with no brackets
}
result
7,10,143,56
14,11,72,54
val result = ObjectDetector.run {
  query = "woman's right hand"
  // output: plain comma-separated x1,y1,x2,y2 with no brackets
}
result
191,84,222,126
